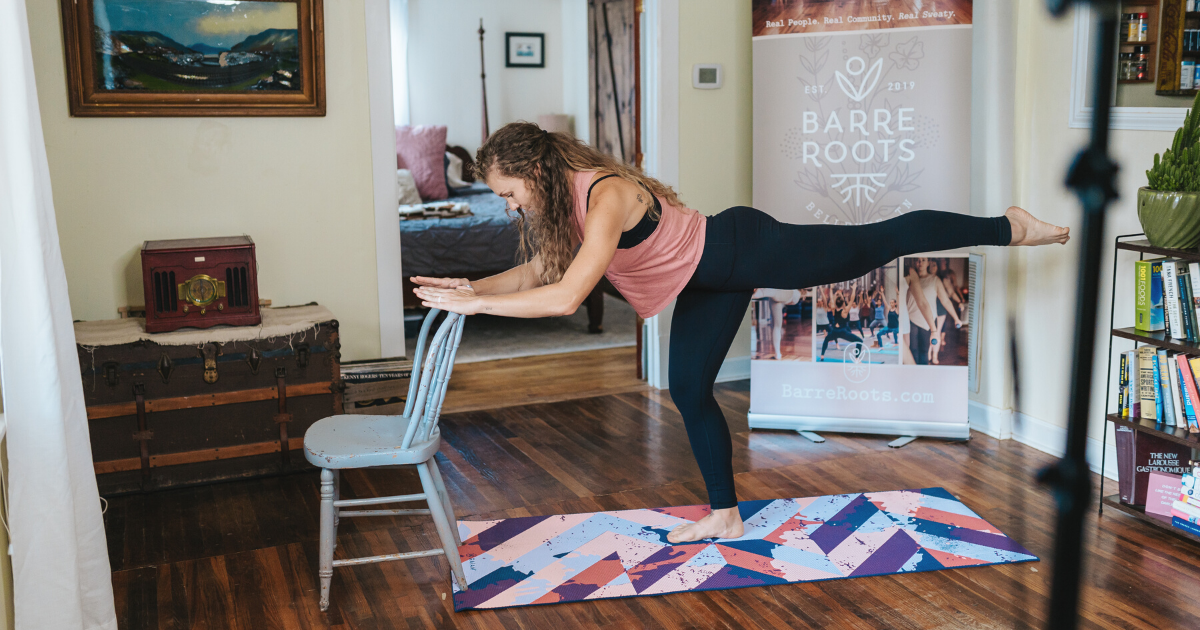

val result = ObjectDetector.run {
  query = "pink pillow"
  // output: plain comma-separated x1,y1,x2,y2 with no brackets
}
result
395,125,448,201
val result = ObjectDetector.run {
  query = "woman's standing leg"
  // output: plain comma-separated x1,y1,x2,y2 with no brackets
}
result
666,287,752,542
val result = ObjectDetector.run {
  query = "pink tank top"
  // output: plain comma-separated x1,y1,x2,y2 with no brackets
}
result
570,171,706,318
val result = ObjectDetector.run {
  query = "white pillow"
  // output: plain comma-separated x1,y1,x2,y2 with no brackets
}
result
445,151,470,189
397,169,422,205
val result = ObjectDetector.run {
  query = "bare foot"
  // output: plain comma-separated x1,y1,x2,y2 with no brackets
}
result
667,507,744,543
1005,206,1070,246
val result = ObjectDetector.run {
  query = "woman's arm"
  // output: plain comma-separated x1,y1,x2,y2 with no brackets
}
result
414,177,635,317
469,256,546,295
935,280,963,326
410,256,544,297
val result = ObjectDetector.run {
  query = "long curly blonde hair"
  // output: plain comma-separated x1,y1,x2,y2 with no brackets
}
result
475,121,683,285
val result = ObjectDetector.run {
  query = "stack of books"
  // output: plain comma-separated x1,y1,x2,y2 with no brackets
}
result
1172,466,1200,536
1135,258,1200,342
1117,346,1200,432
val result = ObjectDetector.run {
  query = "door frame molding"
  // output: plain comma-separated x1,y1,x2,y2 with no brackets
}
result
365,0,404,357
640,0,678,389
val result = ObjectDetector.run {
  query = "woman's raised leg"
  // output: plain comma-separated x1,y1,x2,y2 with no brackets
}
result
719,206,1067,292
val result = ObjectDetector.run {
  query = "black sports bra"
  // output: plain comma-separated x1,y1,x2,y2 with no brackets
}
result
585,174,661,250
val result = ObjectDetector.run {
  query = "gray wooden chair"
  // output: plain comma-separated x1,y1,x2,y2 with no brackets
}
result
304,309,467,611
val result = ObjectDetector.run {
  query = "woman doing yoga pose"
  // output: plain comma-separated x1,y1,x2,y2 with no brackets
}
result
411,122,1070,543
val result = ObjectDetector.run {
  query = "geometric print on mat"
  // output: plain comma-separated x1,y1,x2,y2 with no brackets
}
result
451,487,1037,611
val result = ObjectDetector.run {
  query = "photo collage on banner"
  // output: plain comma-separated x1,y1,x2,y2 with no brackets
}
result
749,1,974,436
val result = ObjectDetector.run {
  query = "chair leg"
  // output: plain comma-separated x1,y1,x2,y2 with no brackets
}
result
332,469,341,548
429,457,461,546
418,461,468,591
318,468,336,611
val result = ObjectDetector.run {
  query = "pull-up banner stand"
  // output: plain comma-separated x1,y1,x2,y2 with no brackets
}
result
749,2,975,439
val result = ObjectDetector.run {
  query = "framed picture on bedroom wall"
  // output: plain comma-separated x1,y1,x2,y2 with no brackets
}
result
505,32,545,68
60,0,326,116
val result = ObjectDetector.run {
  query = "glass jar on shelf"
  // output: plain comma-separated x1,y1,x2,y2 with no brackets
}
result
1138,13,1149,42
1119,53,1133,80
1134,45,1149,81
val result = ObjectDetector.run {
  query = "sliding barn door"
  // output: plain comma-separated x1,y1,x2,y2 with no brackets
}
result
589,0,645,377
589,0,640,166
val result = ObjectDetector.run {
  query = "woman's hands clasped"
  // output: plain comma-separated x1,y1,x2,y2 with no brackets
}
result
411,276,480,315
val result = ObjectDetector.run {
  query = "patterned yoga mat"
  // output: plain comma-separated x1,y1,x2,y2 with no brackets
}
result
451,487,1037,611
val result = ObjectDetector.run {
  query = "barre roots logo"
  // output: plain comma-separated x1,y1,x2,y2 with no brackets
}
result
835,57,882,101
843,342,870,383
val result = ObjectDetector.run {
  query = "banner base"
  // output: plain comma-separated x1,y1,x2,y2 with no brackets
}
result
747,413,971,440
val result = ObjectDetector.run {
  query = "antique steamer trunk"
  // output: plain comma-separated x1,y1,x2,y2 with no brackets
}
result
142,236,261,333
76,305,341,494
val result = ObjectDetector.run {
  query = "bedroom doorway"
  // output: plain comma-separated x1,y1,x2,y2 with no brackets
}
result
380,0,645,368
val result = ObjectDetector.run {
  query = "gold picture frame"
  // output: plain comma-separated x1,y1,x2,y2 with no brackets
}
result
60,0,325,117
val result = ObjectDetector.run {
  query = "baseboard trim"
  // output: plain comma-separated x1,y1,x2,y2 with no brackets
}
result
716,355,751,383
968,400,1013,440
969,400,1118,481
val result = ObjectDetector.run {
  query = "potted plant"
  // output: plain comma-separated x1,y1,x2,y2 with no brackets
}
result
1143,92,1200,249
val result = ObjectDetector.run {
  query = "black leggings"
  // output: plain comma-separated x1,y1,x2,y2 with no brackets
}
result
668,206,1010,509
820,328,863,355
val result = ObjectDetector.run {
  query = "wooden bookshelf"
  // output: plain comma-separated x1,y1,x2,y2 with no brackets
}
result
1100,234,1200,547
1107,413,1200,447
1115,238,1200,260
1112,325,1200,353
1102,495,1200,544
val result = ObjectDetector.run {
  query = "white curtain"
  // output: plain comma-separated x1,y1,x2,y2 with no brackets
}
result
390,0,410,125
0,1,118,629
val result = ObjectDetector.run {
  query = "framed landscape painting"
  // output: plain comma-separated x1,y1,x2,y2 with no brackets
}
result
61,0,325,116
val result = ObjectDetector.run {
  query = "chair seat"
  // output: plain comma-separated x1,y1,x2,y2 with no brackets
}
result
304,414,440,469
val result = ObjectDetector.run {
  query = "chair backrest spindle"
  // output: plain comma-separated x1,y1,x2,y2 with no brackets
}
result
399,311,464,450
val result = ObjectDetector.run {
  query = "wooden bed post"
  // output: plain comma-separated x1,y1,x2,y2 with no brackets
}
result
479,19,489,145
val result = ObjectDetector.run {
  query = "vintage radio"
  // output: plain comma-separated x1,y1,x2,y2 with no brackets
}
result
142,236,261,333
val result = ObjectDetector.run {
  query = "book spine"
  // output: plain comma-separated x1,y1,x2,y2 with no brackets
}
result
1189,356,1200,432
1172,509,1200,524
1165,261,1183,339
1167,352,1184,428
1184,264,1200,341
1173,516,1200,537
1178,361,1198,429
1118,352,1127,416
1159,350,1177,426
1181,271,1197,342
1140,347,1158,420
1180,494,1200,509
1116,425,1136,503
1173,500,1200,519
1136,261,1157,331
1130,351,1140,417
1189,262,1200,334
1154,352,1165,423
1154,260,1166,331
1179,354,1200,432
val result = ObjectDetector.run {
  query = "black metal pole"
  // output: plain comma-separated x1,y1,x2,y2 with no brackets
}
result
1038,1,1121,628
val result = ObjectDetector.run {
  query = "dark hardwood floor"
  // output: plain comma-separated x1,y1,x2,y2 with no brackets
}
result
107,376,1200,629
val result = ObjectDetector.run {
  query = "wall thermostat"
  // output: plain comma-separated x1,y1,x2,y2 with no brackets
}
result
692,63,723,89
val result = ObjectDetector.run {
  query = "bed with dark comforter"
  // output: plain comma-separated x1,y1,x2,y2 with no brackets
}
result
399,182,520,278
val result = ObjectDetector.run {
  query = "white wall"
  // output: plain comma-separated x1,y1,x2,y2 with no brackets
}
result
407,0,567,154
561,0,590,142
26,0,383,361
676,0,754,377
1003,0,1173,471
